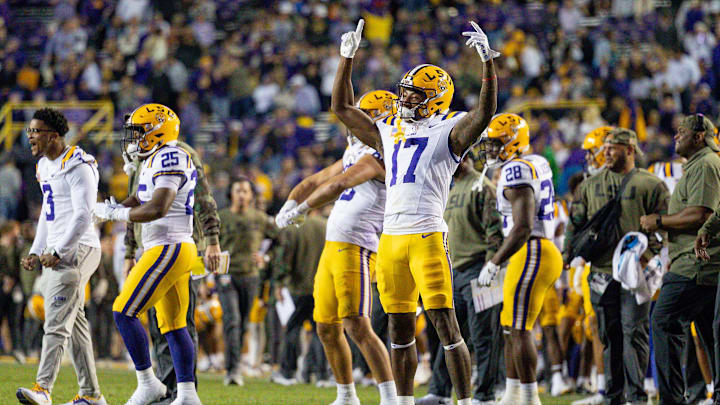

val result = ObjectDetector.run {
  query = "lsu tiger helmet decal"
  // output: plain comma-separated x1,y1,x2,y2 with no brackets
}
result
483,113,530,166
123,103,180,159
396,64,454,121
582,126,613,175
356,90,398,122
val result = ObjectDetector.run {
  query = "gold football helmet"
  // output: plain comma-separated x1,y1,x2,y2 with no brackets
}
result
483,113,530,166
582,126,613,174
396,64,454,120
356,90,398,122
123,103,180,158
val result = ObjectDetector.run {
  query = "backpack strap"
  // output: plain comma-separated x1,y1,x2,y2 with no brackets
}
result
614,168,637,202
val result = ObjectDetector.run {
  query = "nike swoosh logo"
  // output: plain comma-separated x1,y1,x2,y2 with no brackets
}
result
421,233,433,238
337,248,351,252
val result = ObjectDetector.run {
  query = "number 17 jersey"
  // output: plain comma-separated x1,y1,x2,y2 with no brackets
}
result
497,154,555,239
376,112,467,234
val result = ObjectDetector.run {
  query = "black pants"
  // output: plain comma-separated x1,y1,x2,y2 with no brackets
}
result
0,285,23,351
590,273,650,405
683,324,707,404
652,272,716,405
427,267,502,402
147,278,199,404
217,274,259,376
87,300,115,359
280,294,315,378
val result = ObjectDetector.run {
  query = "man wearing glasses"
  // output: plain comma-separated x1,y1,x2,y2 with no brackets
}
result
16,108,107,405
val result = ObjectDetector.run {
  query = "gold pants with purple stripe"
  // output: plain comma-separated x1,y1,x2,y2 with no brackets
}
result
501,237,562,331
313,241,375,324
113,242,197,334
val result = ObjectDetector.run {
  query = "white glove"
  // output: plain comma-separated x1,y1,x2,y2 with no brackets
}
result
278,199,298,216
462,21,500,63
122,152,137,175
340,19,364,58
275,208,305,229
94,198,130,223
477,260,500,287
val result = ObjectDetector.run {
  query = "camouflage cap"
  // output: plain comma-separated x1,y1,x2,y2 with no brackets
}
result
604,128,643,156
679,114,719,152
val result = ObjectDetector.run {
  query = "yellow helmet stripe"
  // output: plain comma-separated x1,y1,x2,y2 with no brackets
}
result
513,159,538,179
406,64,433,79
61,146,77,170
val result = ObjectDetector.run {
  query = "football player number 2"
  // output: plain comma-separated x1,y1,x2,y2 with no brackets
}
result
390,137,428,186
42,184,54,221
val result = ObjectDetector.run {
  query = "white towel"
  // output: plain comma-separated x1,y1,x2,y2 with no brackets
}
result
612,232,664,304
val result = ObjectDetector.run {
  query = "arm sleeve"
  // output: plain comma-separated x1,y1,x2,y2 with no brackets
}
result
191,155,220,246
54,164,98,258
29,212,48,256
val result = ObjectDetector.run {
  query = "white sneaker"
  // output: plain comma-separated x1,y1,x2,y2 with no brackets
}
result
416,394,452,405
270,372,297,386
60,394,108,405
123,378,167,405
16,384,52,405
414,362,432,386
551,377,573,396
223,373,244,386
329,397,361,405
571,394,605,405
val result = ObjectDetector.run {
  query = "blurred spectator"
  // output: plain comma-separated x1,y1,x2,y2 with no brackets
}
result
0,155,21,220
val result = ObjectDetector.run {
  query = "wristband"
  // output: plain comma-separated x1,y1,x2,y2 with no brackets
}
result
116,207,131,222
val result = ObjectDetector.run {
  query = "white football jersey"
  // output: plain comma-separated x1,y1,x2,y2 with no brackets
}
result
326,139,386,252
35,145,100,254
136,145,197,249
376,111,467,234
649,161,683,194
496,154,556,239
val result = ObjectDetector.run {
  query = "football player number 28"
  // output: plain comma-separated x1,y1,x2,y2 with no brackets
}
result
42,184,55,221
390,137,428,186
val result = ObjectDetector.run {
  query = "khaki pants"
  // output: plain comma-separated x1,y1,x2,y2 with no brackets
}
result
36,244,101,396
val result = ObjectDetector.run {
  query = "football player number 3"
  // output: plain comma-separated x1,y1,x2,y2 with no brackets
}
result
42,184,54,221
390,137,428,186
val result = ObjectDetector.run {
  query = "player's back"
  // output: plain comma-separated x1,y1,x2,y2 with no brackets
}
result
497,154,555,239
36,145,100,248
137,144,197,249
326,139,386,252
376,111,466,234
648,161,683,194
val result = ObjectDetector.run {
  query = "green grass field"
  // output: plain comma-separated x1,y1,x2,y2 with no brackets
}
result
0,362,591,404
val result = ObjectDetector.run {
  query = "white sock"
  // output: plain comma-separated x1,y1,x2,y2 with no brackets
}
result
398,396,415,405
596,374,605,393
457,399,472,405
378,380,398,402
520,382,539,403
337,383,357,398
708,383,714,395
503,378,521,399
136,367,156,385
177,382,196,394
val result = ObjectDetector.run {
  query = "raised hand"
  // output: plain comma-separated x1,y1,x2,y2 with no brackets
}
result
462,21,500,62
340,19,364,59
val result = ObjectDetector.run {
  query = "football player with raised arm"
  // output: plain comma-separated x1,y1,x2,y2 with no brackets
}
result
17,108,107,405
276,90,398,405
93,104,201,405
477,113,563,405
330,19,498,405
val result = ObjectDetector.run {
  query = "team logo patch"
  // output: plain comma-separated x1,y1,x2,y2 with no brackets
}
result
52,295,67,307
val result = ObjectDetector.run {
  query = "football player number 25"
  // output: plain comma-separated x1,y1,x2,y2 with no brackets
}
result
390,137,428,186
42,184,55,221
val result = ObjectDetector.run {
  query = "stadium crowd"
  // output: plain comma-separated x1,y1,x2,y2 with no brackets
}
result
4,0,720,404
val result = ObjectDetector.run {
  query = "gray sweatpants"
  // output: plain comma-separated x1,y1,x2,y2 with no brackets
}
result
36,244,101,396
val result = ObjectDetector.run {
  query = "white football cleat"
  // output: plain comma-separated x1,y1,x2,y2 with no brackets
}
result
16,383,52,405
329,397,361,405
551,377,573,397
60,394,108,405
169,392,202,405
571,394,605,405
123,378,167,405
